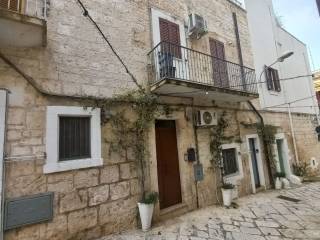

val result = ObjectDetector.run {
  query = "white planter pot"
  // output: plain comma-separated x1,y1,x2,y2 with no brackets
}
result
221,188,233,207
275,177,282,190
138,202,154,232
282,178,291,189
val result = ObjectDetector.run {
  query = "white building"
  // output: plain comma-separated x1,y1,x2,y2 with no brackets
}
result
245,0,319,116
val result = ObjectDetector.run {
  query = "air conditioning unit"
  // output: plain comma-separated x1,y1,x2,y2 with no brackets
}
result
188,13,208,39
195,110,218,126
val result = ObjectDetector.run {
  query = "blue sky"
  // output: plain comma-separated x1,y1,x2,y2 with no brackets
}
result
272,0,320,71
241,0,320,71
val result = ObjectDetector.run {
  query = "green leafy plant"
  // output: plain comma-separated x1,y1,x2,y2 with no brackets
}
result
221,183,234,189
98,90,160,200
209,111,229,172
292,162,309,177
275,172,286,178
242,122,278,174
140,192,159,204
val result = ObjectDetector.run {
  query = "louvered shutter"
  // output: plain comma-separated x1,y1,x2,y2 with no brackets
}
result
265,66,273,90
168,22,181,58
159,18,181,58
9,0,18,11
0,0,8,9
273,69,281,92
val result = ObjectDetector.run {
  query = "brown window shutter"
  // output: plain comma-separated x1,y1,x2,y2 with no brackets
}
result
9,0,19,11
265,66,273,90
274,69,281,92
0,0,8,9
159,19,170,42
159,18,181,58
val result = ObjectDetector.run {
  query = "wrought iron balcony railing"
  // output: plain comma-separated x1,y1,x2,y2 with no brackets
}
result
148,41,258,95
0,0,47,19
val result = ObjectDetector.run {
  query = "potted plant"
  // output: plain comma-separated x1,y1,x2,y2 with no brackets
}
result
138,192,158,232
221,183,235,207
275,172,285,190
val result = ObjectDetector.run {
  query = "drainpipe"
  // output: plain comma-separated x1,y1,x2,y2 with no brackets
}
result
191,98,200,209
247,101,274,187
233,12,246,90
287,103,299,164
0,88,9,240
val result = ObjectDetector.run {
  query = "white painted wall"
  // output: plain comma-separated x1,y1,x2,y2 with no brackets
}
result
245,0,318,115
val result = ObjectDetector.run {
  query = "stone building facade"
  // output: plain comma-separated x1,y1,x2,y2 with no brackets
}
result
0,0,319,240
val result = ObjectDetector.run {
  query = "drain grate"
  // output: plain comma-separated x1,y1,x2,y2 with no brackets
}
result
277,195,301,203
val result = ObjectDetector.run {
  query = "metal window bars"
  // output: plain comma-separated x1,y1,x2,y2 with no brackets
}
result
148,41,258,95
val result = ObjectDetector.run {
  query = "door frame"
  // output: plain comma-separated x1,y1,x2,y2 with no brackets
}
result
274,133,292,176
246,134,266,193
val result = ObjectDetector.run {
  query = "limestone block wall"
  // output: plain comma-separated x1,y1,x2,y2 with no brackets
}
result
0,0,260,239
1,0,253,99
3,96,142,239
262,111,320,175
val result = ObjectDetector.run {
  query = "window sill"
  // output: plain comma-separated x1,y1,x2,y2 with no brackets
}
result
268,91,281,96
43,157,103,174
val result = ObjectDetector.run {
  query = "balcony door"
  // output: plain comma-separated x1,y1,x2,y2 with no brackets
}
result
210,38,229,88
157,17,188,80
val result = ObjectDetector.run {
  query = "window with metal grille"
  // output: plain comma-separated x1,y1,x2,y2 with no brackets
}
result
59,116,91,161
222,148,238,176
265,66,281,92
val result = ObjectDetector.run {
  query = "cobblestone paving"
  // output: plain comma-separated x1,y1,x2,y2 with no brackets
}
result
100,183,320,240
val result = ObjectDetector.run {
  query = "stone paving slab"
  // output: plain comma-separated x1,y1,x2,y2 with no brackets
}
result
98,183,320,240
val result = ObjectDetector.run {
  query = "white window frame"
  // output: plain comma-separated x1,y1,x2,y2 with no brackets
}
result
246,134,266,193
151,8,187,48
221,143,243,183
44,106,102,174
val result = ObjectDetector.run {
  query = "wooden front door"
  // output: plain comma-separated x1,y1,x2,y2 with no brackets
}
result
209,38,229,88
155,120,182,209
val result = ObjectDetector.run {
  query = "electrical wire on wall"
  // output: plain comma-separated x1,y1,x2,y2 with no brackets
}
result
76,0,144,92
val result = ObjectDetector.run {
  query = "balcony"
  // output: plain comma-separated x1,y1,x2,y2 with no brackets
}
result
0,0,47,47
148,42,258,102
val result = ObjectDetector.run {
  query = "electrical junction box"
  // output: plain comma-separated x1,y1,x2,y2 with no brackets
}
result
187,148,196,162
4,192,54,230
194,163,204,182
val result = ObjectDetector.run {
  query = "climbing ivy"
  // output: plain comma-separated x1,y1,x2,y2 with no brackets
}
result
209,111,229,184
256,123,278,171
97,90,160,199
241,122,278,171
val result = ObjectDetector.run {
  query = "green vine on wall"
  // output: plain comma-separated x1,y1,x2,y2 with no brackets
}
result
256,123,278,171
98,90,159,199
209,111,229,184
241,122,278,171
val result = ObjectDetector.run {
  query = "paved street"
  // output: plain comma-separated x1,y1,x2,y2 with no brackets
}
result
100,182,320,240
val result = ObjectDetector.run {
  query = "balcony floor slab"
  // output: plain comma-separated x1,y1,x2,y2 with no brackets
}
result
151,78,259,103
0,8,46,47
